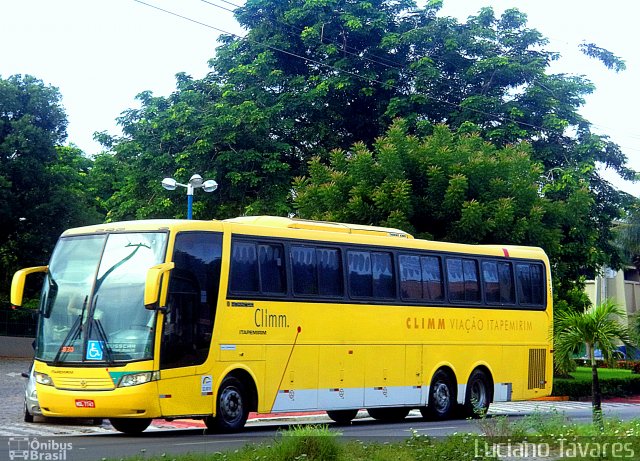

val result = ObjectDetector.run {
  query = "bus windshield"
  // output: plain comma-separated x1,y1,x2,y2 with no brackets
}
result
35,232,168,364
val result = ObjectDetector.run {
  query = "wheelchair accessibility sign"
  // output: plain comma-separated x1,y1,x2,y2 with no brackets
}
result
86,340,104,360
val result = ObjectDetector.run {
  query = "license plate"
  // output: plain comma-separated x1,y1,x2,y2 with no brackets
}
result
75,399,95,408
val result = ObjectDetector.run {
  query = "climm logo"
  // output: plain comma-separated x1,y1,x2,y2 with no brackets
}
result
406,317,445,330
254,308,289,328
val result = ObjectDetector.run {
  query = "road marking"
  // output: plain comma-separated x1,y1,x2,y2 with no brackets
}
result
407,426,457,432
174,439,249,446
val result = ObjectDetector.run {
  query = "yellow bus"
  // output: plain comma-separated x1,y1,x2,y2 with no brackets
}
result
11,216,552,433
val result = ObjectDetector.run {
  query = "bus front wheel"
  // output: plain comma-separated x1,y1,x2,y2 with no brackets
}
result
327,409,358,424
206,376,249,433
109,418,151,434
422,370,456,420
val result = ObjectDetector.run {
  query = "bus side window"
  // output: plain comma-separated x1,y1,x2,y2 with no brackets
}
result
317,248,343,297
483,261,514,305
230,242,259,293
517,263,545,307
421,255,444,302
462,259,480,302
530,264,544,305
372,252,395,298
258,243,286,294
400,255,422,300
291,246,318,295
162,232,222,369
447,258,480,303
348,251,372,297
446,258,464,302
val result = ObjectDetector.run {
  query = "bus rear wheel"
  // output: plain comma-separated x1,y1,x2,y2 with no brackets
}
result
463,369,492,418
422,370,456,420
205,376,249,433
109,418,151,434
367,407,410,422
326,409,359,424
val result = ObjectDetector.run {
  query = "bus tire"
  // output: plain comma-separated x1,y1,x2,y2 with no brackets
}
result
367,407,410,422
109,418,151,434
463,369,492,418
326,409,359,424
206,376,249,433
423,369,457,420
23,400,34,423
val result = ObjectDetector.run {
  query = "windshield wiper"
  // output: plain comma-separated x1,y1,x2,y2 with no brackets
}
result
52,295,88,365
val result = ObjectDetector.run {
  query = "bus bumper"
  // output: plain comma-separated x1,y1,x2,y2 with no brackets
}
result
36,382,161,419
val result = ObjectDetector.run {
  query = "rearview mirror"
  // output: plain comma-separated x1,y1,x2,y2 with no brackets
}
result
144,262,175,310
11,266,48,308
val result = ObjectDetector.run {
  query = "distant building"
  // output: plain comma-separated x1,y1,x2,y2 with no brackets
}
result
585,267,640,358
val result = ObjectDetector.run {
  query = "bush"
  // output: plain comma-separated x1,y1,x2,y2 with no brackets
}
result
553,376,640,399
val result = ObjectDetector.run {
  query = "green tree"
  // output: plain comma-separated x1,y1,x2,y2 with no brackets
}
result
612,202,640,270
0,75,101,296
554,300,631,427
294,120,609,301
101,1,634,307
95,76,293,220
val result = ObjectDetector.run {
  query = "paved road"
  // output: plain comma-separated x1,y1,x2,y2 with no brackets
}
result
3,357,640,439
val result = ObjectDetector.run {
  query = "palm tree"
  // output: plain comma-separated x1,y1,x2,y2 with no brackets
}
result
554,299,631,428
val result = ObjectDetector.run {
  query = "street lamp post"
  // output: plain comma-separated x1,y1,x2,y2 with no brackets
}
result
161,174,218,219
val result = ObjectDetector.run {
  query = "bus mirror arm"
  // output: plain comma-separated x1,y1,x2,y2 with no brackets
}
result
144,262,175,310
11,266,48,308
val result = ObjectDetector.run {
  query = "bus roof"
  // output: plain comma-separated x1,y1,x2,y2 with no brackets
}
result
60,217,547,261
223,216,414,239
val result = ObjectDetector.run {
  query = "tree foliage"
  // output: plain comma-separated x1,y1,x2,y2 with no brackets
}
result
0,75,102,296
4,0,629,310
294,119,609,298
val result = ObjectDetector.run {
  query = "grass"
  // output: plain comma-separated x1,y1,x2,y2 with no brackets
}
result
570,366,632,381
108,417,640,461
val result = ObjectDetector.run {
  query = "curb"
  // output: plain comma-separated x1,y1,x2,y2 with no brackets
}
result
150,411,330,429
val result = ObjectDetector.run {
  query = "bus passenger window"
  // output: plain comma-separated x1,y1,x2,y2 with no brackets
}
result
516,263,545,306
447,258,480,302
483,261,514,304
498,262,515,303
421,256,444,302
372,252,395,298
259,244,286,294
348,251,372,297
230,242,259,293
317,248,343,297
400,255,422,299
530,264,544,305
463,259,480,302
446,259,464,301
291,246,318,295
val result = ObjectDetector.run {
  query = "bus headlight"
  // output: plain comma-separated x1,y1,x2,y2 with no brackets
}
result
34,372,54,386
118,372,158,387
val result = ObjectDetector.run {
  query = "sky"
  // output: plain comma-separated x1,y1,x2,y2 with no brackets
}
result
1,0,639,194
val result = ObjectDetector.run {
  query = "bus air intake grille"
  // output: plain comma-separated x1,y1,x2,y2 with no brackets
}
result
528,348,546,390
55,377,115,390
